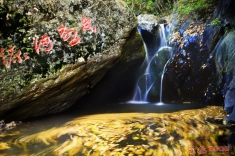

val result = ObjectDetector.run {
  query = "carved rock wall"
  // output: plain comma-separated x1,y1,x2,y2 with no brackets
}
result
0,0,138,120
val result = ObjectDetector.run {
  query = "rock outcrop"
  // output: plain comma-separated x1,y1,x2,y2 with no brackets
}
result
213,30,235,107
164,0,235,105
167,21,221,104
0,0,138,120
212,0,235,107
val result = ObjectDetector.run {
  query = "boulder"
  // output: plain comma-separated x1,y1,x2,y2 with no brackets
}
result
0,0,137,120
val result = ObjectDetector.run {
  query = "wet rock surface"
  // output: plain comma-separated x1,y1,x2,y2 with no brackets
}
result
212,30,235,108
0,120,22,132
205,0,235,106
147,47,173,101
166,21,220,104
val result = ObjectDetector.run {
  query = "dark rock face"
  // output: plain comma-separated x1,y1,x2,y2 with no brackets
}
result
0,0,138,120
213,0,235,27
162,0,235,105
211,0,235,107
166,22,220,104
213,31,235,107
72,28,145,108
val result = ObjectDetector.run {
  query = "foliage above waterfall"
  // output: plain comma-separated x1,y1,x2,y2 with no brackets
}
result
126,0,173,15
125,0,218,19
126,0,154,14
174,0,218,17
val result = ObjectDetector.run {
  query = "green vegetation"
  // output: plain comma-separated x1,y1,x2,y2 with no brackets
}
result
126,0,155,14
174,0,218,16
125,0,218,19
125,0,173,15
211,18,222,27
220,58,234,73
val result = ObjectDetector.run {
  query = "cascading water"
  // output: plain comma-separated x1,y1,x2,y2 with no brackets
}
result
159,58,171,104
131,23,172,103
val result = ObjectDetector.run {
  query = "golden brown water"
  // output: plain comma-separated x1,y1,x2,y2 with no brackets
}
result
0,106,234,155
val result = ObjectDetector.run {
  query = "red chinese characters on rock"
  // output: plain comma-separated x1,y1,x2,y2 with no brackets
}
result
82,17,97,33
1,16,97,68
57,17,96,47
34,35,53,54
57,26,81,47
0,46,29,68
24,55,30,60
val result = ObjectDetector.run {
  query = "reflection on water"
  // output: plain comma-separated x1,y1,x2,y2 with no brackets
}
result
126,101,150,104
0,106,234,155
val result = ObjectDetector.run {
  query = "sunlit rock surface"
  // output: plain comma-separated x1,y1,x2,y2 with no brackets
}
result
137,14,160,35
0,0,138,120
0,106,233,155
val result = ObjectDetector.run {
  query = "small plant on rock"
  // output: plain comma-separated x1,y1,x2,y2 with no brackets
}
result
211,18,222,27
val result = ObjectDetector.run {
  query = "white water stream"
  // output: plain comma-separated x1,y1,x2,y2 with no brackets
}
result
131,24,171,103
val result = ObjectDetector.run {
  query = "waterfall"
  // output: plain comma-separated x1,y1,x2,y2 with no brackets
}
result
131,23,172,103
159,58,171,104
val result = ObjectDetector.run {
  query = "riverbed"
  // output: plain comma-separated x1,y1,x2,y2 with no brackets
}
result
0,104,234,155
